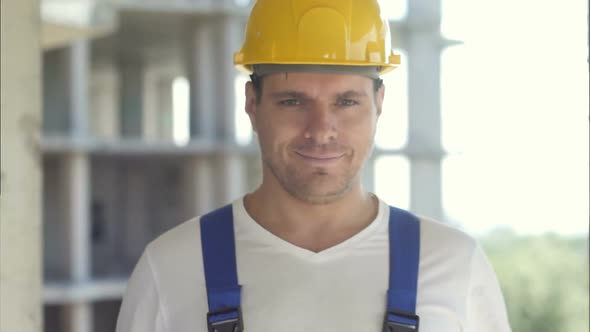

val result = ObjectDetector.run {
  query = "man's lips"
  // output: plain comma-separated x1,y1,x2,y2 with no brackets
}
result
293,151,345,163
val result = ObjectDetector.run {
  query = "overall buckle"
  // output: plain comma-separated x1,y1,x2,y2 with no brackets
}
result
207,307,243,332
383,310,419,332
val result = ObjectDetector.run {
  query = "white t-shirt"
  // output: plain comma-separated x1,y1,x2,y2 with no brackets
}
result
116,197,511,332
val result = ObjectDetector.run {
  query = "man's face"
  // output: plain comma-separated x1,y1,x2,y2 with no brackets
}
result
246,72,384,205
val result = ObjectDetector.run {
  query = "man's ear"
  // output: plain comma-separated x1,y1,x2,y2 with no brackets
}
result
376,83,385,117
245,81,257,132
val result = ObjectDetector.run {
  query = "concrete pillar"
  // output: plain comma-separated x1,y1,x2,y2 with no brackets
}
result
216,154,246,204
212,15,246,205
119,56,144,138
43,48,73,134
0,0,43,331
406,0,444,219
214,15,242,143
90,63,120,140
63,154,91,282
63,304,93,332
143,69,174,142
71,41,91,139
142,67,157,141
186,14,246,207
61,41,93,332
156,77,174,141
183,157,215,218
187,20,216,140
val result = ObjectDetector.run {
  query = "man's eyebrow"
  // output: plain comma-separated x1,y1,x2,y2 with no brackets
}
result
336,90,369,99
269,90,369,100
269,91,309,99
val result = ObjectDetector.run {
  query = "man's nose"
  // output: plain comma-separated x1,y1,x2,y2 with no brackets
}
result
303,105,338,144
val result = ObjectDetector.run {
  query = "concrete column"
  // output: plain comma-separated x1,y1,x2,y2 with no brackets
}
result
212,15,246,205
182,157,215,218
186,15,246,207
43,48,73,134
142,66,157,141
216,154,246,204
214,15,242,143
71,41,91,139
0,0,43,331
406,0,444,220
90,64,120,140
61,155,93,332
63,154,91,282
61,41,93,332
119,56,144,138
183,154,246,216
142,68,174,142
63,304,93,332
187,20,215,140
156,77,174,141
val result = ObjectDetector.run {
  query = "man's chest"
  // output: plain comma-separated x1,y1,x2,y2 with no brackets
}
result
218,248,463,331
163,244,467,332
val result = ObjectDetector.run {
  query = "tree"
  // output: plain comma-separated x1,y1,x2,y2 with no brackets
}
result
480,230,589,332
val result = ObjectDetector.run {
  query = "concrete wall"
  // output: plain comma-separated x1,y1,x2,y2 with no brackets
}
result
0,0,43,331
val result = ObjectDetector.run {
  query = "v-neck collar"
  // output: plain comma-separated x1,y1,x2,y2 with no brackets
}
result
233,196,388,262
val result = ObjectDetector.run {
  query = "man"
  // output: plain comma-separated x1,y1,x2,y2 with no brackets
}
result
116,1,511,331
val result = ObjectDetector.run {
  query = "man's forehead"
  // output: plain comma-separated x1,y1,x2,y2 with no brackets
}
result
262,72,374,97
263,71,374,89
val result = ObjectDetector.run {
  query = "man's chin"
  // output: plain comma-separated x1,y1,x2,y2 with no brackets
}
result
289,187,351,205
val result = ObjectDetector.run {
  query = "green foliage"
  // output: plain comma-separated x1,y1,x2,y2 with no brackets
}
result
479,230,589,332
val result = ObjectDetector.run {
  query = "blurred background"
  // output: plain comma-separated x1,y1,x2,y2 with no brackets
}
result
1,0,588,331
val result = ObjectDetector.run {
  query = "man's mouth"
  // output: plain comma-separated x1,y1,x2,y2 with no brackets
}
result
294,151,345,164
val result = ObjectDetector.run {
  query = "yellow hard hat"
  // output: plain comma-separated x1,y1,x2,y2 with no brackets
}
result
234,0,400,75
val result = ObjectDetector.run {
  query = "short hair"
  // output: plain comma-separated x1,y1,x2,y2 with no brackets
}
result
250,74,383,104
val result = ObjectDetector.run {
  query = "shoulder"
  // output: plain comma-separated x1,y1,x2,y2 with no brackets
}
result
139,216,211,329
418,216,478,258
139,215,207,304
144,202,240,278
145,217,204,272
118,218,205,332
383,203,481,276
415,216,482,299
142,203,237,287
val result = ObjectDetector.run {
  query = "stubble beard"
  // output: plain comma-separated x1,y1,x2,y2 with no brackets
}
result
263,154,359,205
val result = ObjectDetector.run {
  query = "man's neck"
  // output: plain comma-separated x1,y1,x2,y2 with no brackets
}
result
243,184,378,252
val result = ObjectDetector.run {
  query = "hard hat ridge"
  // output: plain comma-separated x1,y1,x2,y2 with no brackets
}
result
252,64,382,80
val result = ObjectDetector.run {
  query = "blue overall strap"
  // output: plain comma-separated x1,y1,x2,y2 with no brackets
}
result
200,205,244,332
384,206,421,332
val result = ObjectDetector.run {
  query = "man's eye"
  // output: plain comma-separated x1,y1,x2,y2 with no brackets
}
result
278,99,301,106
337,99,359,106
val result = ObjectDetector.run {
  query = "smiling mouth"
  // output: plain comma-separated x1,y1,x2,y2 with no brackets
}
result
294,151,345,163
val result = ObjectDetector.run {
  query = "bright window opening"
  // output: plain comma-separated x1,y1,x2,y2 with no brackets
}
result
441,0,589,236
234,74,253,146
378,0,407,20
374,155,410,210
172,76,190,145
376,50,408,150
